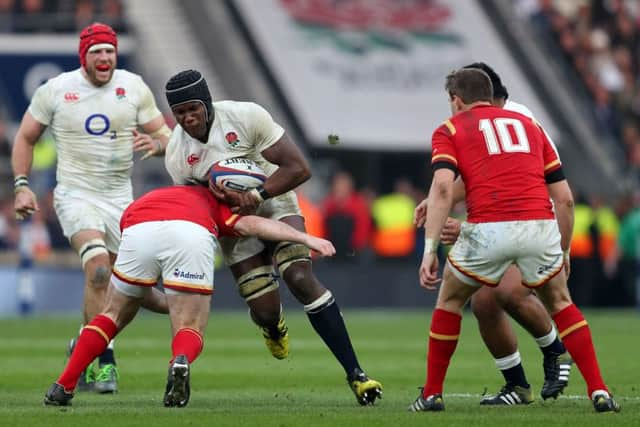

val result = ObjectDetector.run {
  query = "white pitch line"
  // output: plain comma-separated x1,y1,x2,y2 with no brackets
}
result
448,393,640,401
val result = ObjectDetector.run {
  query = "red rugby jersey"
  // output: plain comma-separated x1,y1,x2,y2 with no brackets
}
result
120,185,240,237
431,105,562,223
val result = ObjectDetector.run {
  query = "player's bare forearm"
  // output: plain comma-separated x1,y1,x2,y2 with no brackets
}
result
262,166,310,197
424,170,456,244
235,215,335,256
260,135,311,197
11,136,36,177
12,112,44,177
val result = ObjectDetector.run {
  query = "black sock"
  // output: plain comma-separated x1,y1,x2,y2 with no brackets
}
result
502,363,529,388
98,348,116,366
306,297,360,377
540,338,566,357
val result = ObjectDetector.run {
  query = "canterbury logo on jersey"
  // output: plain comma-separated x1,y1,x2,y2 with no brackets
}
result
187,154,200,166
64,92,80,102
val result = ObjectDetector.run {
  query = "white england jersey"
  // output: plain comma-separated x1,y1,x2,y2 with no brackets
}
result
28,68,162,194
165,100,284,184
504,99,561,161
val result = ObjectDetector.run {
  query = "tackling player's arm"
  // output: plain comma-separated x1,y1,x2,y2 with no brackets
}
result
233,214,334,257
12,111,46,219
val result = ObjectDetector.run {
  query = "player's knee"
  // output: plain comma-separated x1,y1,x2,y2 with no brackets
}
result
87,264,111,289
470,288,501,319
237,265,279,303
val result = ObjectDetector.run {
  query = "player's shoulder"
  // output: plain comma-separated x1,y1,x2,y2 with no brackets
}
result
38,68,83,91
503,99,535,119
111,69,148,88
214,100,266,117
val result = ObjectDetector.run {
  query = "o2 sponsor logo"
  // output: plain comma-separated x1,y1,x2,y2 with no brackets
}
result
84,114,117,140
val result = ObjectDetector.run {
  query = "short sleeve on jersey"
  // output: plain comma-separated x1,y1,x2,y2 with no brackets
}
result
27,82,55,126
214,203,241,237
136,79,162,125
248,103,285,152
431,123,458,173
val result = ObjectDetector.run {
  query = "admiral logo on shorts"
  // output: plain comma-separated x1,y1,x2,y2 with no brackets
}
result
173,268,205,280
537,254,561,275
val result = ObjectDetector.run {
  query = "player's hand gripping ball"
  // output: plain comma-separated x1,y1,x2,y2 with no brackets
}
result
209,158,267,192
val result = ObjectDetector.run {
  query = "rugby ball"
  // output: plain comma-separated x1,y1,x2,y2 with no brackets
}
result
209,158,267,192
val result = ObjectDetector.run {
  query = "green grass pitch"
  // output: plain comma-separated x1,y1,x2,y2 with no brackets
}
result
0,309,638,426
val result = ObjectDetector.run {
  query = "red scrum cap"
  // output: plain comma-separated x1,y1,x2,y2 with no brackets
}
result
78,22,118,68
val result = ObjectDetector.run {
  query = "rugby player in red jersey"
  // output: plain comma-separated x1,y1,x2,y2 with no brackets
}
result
409,68,619,413
44,184,335,408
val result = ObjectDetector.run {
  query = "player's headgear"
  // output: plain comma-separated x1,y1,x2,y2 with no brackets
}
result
463,62,509,100
165,69,213,121
78,22,118,69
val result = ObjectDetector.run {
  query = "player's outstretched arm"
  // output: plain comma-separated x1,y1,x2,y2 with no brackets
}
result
233,215,335,257
12,112,45,220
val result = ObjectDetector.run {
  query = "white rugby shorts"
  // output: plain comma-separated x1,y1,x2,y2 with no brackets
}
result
53,185,132,254
111,220,217,297
219,190,301,266
446,219,564,288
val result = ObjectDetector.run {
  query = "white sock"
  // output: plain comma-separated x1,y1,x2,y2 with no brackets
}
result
495,351,521,370
535,328,557,348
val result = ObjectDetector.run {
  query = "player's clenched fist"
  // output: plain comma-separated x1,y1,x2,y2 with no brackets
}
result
14,186,39,220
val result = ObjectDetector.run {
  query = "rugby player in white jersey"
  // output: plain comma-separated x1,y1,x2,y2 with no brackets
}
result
414,62,572,405
12,23,171,394
163,69,382,405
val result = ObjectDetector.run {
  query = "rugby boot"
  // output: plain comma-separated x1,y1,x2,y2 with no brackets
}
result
94,363,118,394
164,355,191,408
44,383,74,406
592,392,621,413
480,383,534,405
347,368,383,405
541,351,572,400
261,314,289,360
408,390,444,412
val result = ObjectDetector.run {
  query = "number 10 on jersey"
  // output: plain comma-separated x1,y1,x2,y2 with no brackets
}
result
479,118,531,155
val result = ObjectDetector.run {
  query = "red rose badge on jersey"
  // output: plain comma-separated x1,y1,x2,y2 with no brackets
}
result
115,87,126,99
225,131,239,147
187,154,200,166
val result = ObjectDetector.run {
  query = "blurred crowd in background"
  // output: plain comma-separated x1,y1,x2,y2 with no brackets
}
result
0,0,127,33
0,0,638,307
518,0,640,178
